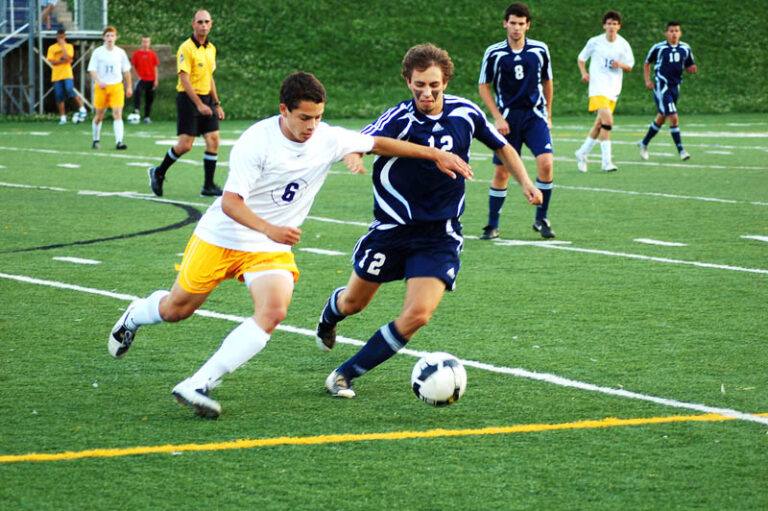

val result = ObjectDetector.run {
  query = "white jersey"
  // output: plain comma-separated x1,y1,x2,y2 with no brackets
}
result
577,34,634,101
194,115,375,252
87,45,131,85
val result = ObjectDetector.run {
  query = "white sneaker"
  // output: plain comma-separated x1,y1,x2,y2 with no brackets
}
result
108,301,140,358
58,118,67,125
172,378,222,419
574,151,588,172
325,370,355,398
679,150,691,161
637,141,649,160
602,162,618,172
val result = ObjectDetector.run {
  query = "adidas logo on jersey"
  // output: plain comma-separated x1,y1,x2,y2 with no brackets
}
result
514,55,522,61
432,123,444,133
545,143,552,150
446,267,456,279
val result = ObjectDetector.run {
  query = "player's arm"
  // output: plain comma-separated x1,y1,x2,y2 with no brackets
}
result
221,192,301,245
179,71,212,116
542,79,553,129
495,144,542,205
478,83,509,135
209,75,225,120
685,64,698,74
643,61,653,90
89,70,106,89
123,70,133,98
370,136,473,180
577,59,589,82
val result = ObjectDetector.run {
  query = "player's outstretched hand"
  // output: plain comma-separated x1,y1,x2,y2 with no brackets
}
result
435,151,473,181
343,153,366,174
523,183,543,205
265,225,302,246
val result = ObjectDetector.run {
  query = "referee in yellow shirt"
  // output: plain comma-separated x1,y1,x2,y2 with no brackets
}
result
148,9,225,197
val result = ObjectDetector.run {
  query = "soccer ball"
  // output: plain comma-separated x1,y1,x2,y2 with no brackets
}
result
71,112,84,124
411,352,467,407
127,112,141,124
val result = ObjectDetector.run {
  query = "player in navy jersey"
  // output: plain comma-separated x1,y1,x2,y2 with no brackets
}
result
638,21,697,161
478,2,555,240
315,43,542,398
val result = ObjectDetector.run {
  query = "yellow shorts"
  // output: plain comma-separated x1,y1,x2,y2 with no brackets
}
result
175,234,300,294
588,96,616,113
93,82,125,109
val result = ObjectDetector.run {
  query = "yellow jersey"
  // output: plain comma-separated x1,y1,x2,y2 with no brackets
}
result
176,36,216,95
46,42,74,82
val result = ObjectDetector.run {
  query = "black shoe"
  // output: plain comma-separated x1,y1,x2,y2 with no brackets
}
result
116,142,127,150
92,140,100,149
532,219,556,239
479,225,499,240
200,184,223,197
315,320,337,352
148,167,164,197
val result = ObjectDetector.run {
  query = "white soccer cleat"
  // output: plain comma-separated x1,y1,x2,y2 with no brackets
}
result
575,151,588,172
325,370,355,398
637,141,649,160
602,162,618,172
108,301,140,358
172,378,222,419
679,150,691,161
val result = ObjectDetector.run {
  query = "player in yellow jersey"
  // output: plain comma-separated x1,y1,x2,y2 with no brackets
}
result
148,9,225,197
46,29,87,125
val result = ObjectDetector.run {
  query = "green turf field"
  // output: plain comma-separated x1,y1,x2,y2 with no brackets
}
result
0,114,766,509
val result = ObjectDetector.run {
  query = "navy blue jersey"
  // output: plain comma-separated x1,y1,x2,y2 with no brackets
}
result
362,94,507,225
645,41,695,86
478,38,552,118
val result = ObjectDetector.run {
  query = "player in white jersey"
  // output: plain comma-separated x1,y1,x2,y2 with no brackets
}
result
106,71,471,419
86,26,132,150
574,10,634,172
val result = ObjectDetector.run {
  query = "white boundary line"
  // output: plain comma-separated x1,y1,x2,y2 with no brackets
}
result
1,271,766,426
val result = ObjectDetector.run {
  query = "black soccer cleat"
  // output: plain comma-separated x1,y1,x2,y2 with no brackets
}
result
315,320,337,352
532,218,556,239
115,142,127,150
92,140,100,150
148,167,164,197
200,184,223,197
479,225,499,240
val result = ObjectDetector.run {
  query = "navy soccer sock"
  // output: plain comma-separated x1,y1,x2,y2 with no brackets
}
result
320,287,347,326
641,122,662,146
338,322,409,379
204,152,218,187
535,179,553,222
487,187,507,228
670,126,684,152
156,147,179,176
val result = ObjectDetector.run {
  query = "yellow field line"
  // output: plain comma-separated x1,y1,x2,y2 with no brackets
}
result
2,412,765,464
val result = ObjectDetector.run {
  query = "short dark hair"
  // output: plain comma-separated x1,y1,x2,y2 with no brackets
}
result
56,29,66,36
602,10,622,24
666,21,681,29
401,43,454,83
279,71,326,111
504,3,531,22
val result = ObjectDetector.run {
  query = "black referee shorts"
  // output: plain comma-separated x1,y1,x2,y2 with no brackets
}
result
176,92,219,137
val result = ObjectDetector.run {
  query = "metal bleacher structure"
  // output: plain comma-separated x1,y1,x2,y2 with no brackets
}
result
1,0,106,115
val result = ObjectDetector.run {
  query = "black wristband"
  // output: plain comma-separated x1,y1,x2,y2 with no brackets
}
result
213,101,221,106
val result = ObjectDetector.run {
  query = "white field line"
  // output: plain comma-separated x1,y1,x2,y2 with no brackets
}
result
633,238,687,247
52,257,101,265
1,271,766,426
0,146,226,168
741,235,768,243
493,240,768,275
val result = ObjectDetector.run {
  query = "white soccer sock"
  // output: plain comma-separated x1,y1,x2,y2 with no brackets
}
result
114,120,124,143
190,318,270,387
60,115,67,122
92,121,102,141
600,140,612,165
79,106,87,114
127,289,169,328
578,136,598,155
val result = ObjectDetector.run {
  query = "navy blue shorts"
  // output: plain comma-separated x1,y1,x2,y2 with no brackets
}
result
53,79,76,103
492,109,552,165
351,219,463,291
653,84,680,115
